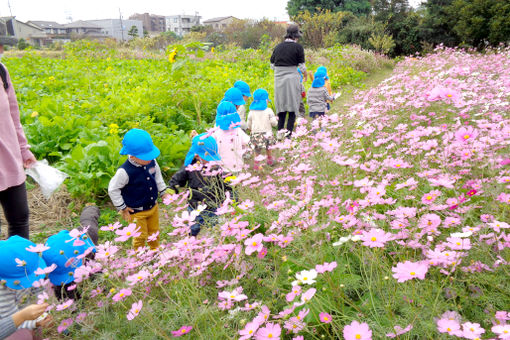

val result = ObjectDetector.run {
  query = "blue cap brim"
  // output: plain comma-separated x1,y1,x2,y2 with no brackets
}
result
4,256,47,290
49,258,83,286
120,145,160,161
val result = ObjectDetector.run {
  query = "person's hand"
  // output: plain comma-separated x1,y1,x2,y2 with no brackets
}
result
121,207,134,221
36,314,54,328
161,193,171,202
23,154,37,168
189,130,198,139
20,304,48,321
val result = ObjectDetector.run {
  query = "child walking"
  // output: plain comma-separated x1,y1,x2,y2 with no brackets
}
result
108,128,170,250
246,89,277,170
213,101,250,173
313,66,334,111
307,75,335,119
168,133,232,237
233,81,252,129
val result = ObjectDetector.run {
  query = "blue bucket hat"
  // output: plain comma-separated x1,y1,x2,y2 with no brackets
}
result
315,66,329,79
234,81,252,97
42,230,95,286
312,76,325,88
0,236,47,290
215,101,241,130
120,128,160,161
222,88,246,106
249,89,270,111
184,133,221,166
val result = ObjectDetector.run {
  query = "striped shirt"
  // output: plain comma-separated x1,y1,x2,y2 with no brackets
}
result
0,284,37,334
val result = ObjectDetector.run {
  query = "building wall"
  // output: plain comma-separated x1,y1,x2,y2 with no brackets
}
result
12,20,44,41
165,15,201,36
203,17,235,30
89,19,143,41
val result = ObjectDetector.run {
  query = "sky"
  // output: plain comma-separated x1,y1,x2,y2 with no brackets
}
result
0,0,291,23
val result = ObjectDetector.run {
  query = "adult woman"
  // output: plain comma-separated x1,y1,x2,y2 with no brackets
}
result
0,43,36,239
270,24,307,139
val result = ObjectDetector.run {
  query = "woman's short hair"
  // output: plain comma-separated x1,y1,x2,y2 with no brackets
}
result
285,24,303,40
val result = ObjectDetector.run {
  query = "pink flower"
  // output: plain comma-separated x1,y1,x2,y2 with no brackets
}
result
437,318,462,336
100,222,122,231
386,324,413,338
244,233,264,255
127,300,143,320
315,261,337,274
361,229,392,248
115,223,141,242
112,288,132,302
57,318,73,333
34,263,57,275
392,261,429,282
147,231,160,242
319,312,332,323
255,323,281,340
286,286,302,302
56,299,74,311
218,288,248,302
421,190,441,205
284,317,305,334
462,322,485,339
172,326,193,337
26,244,50,253
239,321,260,340
343,320,372,340
492,324,510,339
455,126,478,143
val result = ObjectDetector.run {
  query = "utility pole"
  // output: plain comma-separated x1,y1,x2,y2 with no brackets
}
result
119,8,125,41
7,0,13,17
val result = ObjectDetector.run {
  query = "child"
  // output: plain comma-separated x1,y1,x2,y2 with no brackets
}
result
108,128,170,250
42,229,95,301
307,75,334,119
168,133,232,236
314,66,333,110
246,89,277,170
213,102,250,173
222,87,247,129
234,81,252,130
0,236,52,339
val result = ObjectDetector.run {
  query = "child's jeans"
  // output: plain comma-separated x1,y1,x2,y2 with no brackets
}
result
129,204,160,249
187,206,218,237
309,112,325,119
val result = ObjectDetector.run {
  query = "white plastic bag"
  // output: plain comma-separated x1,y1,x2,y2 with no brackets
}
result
25,160,68,199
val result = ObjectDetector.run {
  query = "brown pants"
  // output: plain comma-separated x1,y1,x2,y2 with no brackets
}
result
129,204,160,250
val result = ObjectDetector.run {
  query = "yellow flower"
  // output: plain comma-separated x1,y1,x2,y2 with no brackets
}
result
48,76,55,82
31,111,38,118
211,47,215,53
108,123,119,135
104,83,108,88
224,175,237,183
168,49,177,63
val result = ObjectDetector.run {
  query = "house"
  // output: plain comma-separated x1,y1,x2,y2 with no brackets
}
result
62,20,103,37
27,21,67,35
165,14,201,36
202,16,237,30
0,17,47,46
129,13,165,34
88,19,143,41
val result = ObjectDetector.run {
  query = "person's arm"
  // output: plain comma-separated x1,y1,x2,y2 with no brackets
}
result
168,166,189,193
325,79,333,96
296,45,307,81
108,168,129,211
324,87,334,102
246,111,253,131
0,316,17,339
154,160,168,196
238,105,247,129
4,65,36,168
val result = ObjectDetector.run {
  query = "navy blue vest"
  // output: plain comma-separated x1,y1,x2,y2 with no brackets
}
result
120,159,158,211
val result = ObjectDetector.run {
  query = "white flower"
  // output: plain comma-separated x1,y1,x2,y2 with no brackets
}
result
332,236,352,246
450,231,473,238
351,235,361,242
295,269,318,285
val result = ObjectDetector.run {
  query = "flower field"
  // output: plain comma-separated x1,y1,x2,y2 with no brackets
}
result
5,41,386,200
24,45,510,339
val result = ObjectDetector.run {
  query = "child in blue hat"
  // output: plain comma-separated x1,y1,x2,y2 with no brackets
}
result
0,236,53,339
233,81,252,129
312,66,334,111
307,75,335,119
42,229,95,300
168,133,232,236
212,102,250,173
246,89,278,170
108,128,170,250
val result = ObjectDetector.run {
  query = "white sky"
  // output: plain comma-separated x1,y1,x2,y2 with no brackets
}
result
0,0,423,24
0,0,291,23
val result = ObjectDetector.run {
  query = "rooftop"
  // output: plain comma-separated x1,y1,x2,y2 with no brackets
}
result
203,16,234,23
